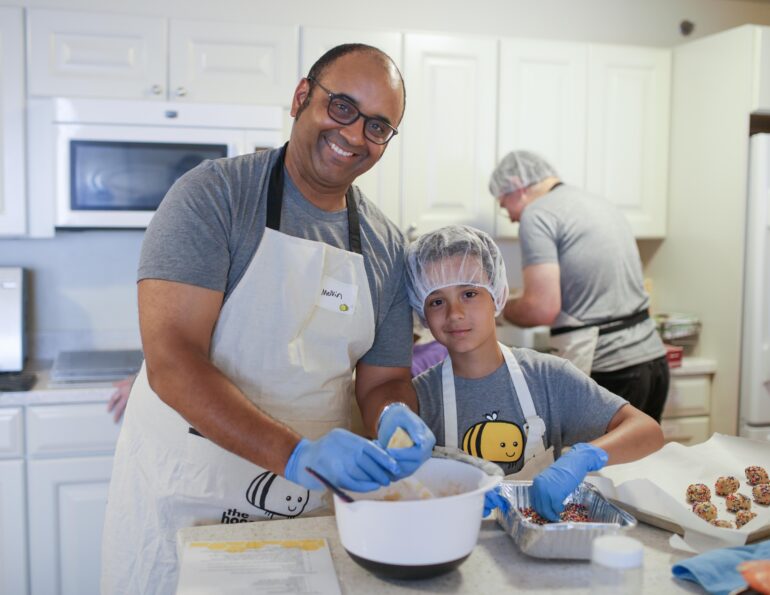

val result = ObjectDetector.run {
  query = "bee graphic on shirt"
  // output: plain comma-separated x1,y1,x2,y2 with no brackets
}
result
462,411,525,464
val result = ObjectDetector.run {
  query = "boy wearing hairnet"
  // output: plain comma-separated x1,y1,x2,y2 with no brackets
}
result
405,225,663,520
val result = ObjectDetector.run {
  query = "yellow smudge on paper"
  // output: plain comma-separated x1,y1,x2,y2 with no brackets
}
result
189,539,325,553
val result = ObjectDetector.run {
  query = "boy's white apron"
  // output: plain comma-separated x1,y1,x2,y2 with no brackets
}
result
441,342,554,481
101,145,375,595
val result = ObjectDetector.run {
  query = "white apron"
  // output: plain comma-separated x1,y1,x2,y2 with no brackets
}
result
548,312,598,376
101,146,376,595
441,342,554,482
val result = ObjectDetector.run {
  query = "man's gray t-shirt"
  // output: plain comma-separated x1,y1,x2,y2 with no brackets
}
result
413,347,626,475
519,185,665,371
138,147,412,367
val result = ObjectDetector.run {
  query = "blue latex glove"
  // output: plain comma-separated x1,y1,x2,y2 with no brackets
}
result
483,486,510,518
376,402,436,480
531,443,608,521
284,429,399,492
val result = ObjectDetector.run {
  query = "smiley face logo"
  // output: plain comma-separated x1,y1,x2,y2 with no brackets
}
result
462,412,525,463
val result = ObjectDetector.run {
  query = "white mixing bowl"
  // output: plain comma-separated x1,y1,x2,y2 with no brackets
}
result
333,457,501,579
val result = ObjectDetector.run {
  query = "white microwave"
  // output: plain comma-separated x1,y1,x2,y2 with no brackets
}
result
27,97,284,234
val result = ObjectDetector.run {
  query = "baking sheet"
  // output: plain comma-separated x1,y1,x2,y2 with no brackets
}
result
586,433,770,552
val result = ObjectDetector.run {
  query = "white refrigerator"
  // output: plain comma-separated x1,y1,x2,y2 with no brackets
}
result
740,132,770,440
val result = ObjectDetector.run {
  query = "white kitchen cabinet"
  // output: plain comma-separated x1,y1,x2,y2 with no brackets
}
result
495,40,670,239
27,9,298,105
495,39,587,239
301,28,404,226
585,44,670,238
0,6,26,237
0,425,28,595
661,358,715,446
402,33,498,237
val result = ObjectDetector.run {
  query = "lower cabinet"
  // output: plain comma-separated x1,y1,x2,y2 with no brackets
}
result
660,358,716,445
0,459,28,595
27,456,114,595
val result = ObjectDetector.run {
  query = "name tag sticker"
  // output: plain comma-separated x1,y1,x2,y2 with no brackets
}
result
318,276,358,316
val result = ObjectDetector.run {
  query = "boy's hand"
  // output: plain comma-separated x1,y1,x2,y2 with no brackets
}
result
377,402,436,480
531,443,608,521
483,485,510,517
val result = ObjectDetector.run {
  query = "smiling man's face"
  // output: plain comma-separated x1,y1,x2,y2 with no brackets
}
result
288,51,404,198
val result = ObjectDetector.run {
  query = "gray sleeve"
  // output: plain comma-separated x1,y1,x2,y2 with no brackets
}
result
360,266,413,368
138,160,234,291
547,359,627,446
519,208,560,268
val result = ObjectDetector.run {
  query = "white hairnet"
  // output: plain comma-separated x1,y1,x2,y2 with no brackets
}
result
488,150,558,198
405,225,509,325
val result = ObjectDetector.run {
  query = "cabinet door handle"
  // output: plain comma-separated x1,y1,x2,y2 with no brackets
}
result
151,84,163,95
175,87,188,97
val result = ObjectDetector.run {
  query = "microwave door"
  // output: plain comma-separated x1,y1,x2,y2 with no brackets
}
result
55,124,243,229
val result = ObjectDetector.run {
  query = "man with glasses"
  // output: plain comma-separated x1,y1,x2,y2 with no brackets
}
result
102,44,434,595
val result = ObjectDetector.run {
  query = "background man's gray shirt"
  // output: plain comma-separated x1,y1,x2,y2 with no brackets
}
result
519,184,665,371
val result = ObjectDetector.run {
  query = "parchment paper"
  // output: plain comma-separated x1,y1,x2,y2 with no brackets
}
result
585,434,770,553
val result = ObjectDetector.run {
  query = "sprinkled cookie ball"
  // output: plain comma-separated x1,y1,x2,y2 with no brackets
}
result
692,501,718,522
725,493,752,512
710,519,734,529
560,503,590,523
714,476,740,496
745,466,769,486
752,483,770,505
686,483,711,503
518,507,548,525
736,510,758,528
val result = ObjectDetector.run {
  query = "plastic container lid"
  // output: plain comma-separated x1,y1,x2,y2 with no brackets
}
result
591,536,644,569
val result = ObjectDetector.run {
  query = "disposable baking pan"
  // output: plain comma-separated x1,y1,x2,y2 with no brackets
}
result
496,480,637,560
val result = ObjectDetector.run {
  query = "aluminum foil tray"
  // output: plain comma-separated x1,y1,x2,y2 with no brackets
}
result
497,480,636,560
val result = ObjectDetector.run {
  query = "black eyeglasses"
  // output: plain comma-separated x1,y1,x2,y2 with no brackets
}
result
307,76,399,145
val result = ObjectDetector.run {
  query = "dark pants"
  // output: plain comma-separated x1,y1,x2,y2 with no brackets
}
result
591,355,670,422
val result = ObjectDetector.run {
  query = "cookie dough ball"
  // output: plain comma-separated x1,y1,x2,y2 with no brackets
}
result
715,476,740,496
745,466,769,486
692,501,718,522
752,483,770,505
686,483,711,503
710,519,735,529
726,493,752,512
736,510,758,528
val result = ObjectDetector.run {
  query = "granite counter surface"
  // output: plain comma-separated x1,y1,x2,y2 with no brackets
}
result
177,514,706,594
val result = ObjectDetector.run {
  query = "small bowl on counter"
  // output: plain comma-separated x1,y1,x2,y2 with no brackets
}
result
333,456,501,580
497,480,637,560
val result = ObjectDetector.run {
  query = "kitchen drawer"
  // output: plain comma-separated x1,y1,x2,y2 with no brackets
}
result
26,403,121,457
661,415,710,446
662,375,711,418
0,407,23,458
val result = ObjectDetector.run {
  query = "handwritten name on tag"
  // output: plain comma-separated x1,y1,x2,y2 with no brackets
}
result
318,276,358,315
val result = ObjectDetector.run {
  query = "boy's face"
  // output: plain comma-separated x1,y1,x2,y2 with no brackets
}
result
423,284,497,356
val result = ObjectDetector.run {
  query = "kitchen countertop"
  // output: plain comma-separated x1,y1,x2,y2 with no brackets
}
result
177,514,706,594
0,362,115,405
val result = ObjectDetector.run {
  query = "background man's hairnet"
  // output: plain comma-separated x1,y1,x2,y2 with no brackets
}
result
488,150,558,198
405,225,509,325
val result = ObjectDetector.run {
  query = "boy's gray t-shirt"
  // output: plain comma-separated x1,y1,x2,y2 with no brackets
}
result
413,347,627,475
138,147,412,367
519,184,665,371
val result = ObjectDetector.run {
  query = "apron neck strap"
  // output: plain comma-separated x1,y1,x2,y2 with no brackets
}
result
266,143,362,254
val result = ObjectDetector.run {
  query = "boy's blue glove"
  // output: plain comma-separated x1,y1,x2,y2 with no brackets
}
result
483,485,510,517
376,402,436,480
284,429,399,492
531,443,608,521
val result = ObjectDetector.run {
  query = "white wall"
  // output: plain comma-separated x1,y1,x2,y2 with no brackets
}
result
5,0,770,359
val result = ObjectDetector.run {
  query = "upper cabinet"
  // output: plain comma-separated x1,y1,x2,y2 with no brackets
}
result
495,39,670,239
301,28,403,227
402,33,497,238
27,9,298,105
0,6,26,237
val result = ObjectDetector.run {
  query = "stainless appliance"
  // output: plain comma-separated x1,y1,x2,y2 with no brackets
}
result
0,267,25,372
28,97,283,231
740,132,770,440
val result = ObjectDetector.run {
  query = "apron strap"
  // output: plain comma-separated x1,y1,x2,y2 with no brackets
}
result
498,343,546,460
266,142,362,254
550,308,650,337
441,357,459,448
